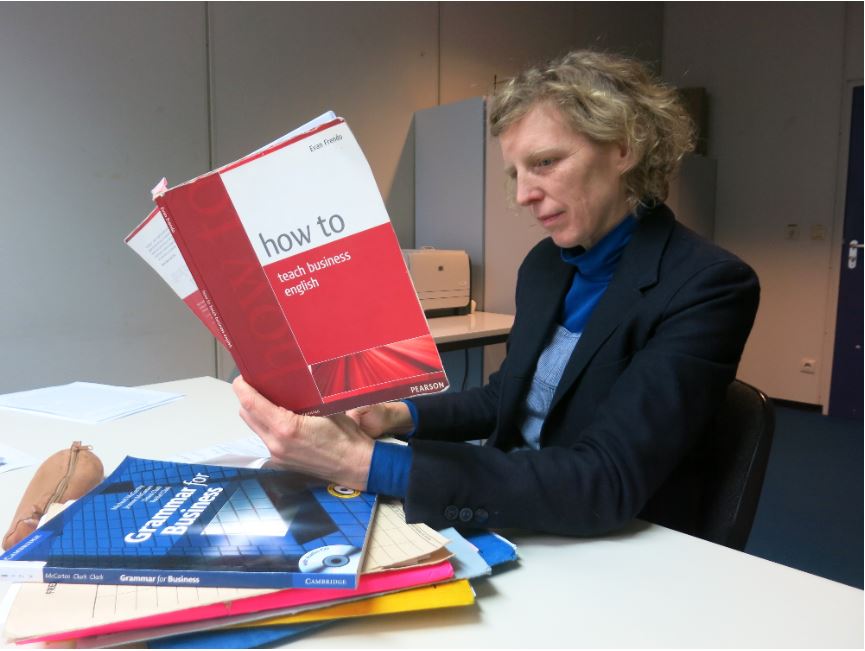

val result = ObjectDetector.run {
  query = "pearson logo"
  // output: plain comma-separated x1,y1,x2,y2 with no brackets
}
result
410,382,446,394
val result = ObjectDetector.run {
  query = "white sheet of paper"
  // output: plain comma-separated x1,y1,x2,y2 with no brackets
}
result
0,444,38,475
171,434,270,467
0,382,183,423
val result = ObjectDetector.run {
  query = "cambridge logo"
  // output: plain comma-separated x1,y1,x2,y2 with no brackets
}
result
327,484,360,499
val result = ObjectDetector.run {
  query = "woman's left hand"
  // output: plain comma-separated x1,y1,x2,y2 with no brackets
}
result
232,376,374,490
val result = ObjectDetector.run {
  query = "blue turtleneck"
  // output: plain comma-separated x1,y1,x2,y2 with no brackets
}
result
559,215,637,333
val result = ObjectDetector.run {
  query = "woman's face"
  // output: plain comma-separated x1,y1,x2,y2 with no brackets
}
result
499,102,633,250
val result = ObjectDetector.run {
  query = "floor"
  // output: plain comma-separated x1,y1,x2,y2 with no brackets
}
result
745,402,863,589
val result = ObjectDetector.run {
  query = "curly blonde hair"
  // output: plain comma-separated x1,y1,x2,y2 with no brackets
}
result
489,50,695,210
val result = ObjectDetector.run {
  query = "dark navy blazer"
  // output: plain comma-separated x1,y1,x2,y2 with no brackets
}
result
404,204,760,536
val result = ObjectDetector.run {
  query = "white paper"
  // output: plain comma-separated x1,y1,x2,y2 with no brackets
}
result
171,434,270,468
0,444,38,475
0,585,19,648
0,382,183,423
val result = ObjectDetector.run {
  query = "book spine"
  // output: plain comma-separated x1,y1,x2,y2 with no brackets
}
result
14,564,358,590
154,198,242,370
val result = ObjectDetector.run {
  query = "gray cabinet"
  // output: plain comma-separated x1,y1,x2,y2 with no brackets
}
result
415,97,546,385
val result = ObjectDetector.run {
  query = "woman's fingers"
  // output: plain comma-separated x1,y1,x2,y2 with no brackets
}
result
231,375,373,489
233,375,301,454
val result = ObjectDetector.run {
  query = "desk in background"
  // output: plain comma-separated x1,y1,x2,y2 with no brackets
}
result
0,377,861,648
428,311,513,352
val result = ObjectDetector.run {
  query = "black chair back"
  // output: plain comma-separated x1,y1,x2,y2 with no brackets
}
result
696,379,775,551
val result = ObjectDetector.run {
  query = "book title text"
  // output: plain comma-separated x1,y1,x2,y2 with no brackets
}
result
124,473,223,544
259,213,347,259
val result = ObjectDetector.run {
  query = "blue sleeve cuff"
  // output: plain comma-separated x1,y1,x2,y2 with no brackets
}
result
366,441,413,498
401,399,419,437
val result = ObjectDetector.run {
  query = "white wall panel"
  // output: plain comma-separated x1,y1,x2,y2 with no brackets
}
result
662,2,850,404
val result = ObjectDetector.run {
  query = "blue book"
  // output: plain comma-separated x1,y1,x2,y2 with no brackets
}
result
464,530,518,568
0,456,376,589
156,622,330,649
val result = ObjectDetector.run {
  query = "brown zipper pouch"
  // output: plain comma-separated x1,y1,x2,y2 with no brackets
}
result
3,441,104,550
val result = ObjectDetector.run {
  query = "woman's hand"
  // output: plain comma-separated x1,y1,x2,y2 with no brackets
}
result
232,376,374,491
345,402,415,438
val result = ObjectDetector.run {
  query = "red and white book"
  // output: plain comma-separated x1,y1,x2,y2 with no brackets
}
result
126,113,448,415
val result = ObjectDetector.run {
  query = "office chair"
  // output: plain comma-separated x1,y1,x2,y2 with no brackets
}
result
695,379,775,551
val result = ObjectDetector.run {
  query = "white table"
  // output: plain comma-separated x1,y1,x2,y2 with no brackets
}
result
428,311,514,352
0,377,862,648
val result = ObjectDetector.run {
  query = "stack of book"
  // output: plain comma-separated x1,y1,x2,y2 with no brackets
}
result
0,455,517,647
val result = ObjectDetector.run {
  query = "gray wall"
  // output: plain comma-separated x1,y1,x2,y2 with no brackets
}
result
0,3,215,392
0,1,664,392
662,1,862,405
439,1,662,104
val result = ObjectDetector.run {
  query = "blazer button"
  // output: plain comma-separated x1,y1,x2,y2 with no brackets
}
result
444,505,459,521
458,507,474,523
474,508,489,524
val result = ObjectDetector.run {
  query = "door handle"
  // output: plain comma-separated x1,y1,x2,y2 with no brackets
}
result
848,240,865,269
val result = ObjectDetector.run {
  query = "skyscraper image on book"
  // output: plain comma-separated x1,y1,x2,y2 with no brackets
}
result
126,112,449,416
0,457,376,589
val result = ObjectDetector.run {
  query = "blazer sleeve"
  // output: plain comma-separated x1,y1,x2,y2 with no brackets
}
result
407,354,506,443
403,257,759,535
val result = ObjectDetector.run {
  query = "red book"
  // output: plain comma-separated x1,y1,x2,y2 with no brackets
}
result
127,114,448,415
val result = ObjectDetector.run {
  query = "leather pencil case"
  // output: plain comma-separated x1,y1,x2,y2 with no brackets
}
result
3,441,104,550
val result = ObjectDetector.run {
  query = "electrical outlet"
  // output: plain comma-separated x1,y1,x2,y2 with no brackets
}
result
800,358,817,374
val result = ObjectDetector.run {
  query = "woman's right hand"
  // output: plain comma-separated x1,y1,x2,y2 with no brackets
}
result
345,402,414,439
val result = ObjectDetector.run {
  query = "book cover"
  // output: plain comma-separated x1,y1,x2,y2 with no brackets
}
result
0,456,377,590
130,113,449,416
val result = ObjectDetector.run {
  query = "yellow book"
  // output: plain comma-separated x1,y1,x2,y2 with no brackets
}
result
234,579,475,627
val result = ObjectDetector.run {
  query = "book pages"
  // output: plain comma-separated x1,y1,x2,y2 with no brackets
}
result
363,500,452,572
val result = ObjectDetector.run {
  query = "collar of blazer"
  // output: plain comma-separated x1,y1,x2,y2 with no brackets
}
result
545,203,676,412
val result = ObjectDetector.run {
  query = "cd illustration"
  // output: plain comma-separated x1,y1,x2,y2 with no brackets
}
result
298,544,360,573
327,484,361,499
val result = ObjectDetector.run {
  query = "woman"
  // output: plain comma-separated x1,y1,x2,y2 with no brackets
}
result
234,50,760,537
